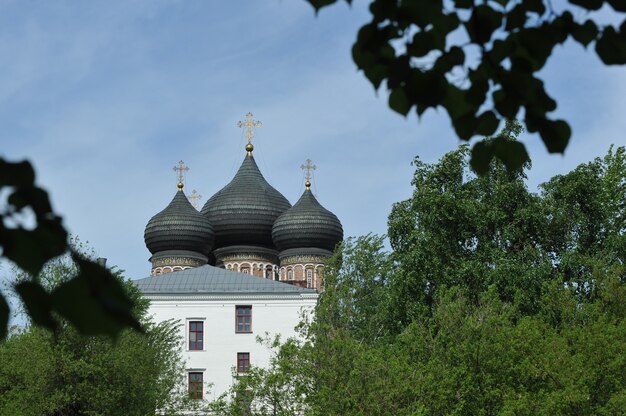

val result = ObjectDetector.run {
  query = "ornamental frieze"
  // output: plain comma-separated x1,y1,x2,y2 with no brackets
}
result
153,257,204,267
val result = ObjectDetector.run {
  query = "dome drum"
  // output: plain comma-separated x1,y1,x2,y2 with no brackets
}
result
213,245,279,267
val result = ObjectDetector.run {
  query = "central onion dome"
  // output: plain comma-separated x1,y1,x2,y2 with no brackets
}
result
145,185,214,256
272,182,343,252
201,153,291,249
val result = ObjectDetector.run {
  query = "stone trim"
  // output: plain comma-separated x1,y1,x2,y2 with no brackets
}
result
143,293,319,301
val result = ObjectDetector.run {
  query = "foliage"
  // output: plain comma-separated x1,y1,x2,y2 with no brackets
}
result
208,335,310,416
214,142,626,415
0,160,140,340
0,250,192,415
306,0,626,170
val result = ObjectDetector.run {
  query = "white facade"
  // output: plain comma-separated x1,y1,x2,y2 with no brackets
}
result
144,291,317,400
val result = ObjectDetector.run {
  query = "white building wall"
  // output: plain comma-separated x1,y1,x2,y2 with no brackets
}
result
146,294,317,401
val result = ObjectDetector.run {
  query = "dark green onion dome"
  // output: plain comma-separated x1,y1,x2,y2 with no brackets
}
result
272,187,343,252
145,188,214,256
201,154,291,249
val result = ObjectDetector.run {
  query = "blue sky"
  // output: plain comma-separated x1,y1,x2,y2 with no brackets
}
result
1,0,624,283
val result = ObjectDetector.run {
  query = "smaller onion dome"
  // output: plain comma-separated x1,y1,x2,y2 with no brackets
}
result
272,182,343,252
144,184,215,256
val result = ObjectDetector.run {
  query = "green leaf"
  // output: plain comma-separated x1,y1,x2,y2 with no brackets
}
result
407,31,439,57
8,186,53,216
596,26,626,65
471,136,530,174
452,113,478,141
505,4,527,31
389,88,411,116
535,118,571,153
1,220,68,277
51,253,143,337
476,111,500,136
306,0,342,12
493,137,530,171
470,140,494,175
608,0,626,11
0,159,35,187
14,281,57,331
569,0,605,10
493,89,521,119
571,20,599,47
0,294,8,340
466,5,503,44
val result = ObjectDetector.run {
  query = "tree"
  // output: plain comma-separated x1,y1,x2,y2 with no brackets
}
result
306,0,626,171
0,160,141,340
0,246,193,415
213,141,626,415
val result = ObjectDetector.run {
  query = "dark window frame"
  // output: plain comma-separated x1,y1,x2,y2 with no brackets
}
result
189,321,204,350
235,305,252,333
237,352,250,373
188,372,203,400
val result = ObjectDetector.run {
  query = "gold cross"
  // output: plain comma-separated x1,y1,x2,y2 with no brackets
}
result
301,159,317,190
173,160,189,190
188,189,202,209
237,112,262,154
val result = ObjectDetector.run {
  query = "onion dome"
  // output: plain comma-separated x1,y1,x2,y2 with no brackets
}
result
145,183,214,256
272,181,343,252
201,153,291,249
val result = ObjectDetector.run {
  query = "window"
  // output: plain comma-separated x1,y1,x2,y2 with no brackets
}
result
242,268,249,274
189,321,203,350
236,305,252,333
288,270,293,280
188,372,203,400
237,352,250,373
307,270,313,288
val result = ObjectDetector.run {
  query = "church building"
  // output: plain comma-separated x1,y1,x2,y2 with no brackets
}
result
134,113,343,400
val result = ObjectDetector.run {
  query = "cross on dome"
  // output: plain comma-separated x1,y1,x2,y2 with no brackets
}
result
173,160,189,190
188,189,202,209
301,158,317,190
237,112,262,155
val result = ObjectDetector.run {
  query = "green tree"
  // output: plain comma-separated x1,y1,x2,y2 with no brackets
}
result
307,0,626,170
0,246,193,416
387,122,551,327
214,141,626,416
0,160,141,341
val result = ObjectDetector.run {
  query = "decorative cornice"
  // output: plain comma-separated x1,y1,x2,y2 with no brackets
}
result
151,256,206,268
144,293,319,301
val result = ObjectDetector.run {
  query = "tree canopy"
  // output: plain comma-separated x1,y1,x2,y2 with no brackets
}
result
0,247,193,415
214,137,626,415
307,0,626,171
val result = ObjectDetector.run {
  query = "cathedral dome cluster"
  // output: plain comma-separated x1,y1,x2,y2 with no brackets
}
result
144,113,343,289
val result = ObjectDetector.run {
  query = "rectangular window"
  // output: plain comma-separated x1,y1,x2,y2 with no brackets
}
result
188,372,203,400
235,305,252,333
237,352,250,373
189,321,203,350
307,270,313,288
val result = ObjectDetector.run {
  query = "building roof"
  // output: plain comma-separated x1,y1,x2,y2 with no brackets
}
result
134,265,316,295
272,188,343,252
144,189,214,256
200,154,291,250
